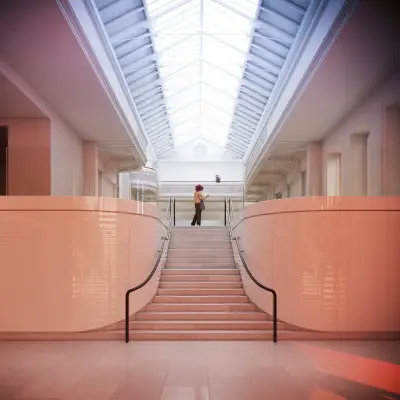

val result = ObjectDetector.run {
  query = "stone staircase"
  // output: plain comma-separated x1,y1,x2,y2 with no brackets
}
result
124,226,284,340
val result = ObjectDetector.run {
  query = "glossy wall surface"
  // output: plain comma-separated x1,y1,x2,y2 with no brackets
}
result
0,197,166,332
235,197,400,332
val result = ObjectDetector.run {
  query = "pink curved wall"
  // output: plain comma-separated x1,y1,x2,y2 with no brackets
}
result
235,197,400,332
0,197,166,332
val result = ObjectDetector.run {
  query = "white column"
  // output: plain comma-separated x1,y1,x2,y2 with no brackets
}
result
349,133,368,196
118,172,131,200
382,106,400,195
83,142,98,196
306,142,322,196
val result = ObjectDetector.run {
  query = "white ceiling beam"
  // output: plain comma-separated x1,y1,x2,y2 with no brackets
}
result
112,32,152,47
141,104,167,120
259,5,300,27
136,95,163,110
226,143,245,155
144,113,168,130
154,3,200,33
236,102,262,116
232,116,257,130
229,128,252,142
235,104,262,118
254,20,295,44
122,56,157,76
232,121,254,136
244,62,277,84
239,76,271,98
131,78,162,98
278,0,307,15
237,93,265,111
105,6,146,32
150,130,173,141
151,0,195,20
246,52,281,75
142,110,166,124
234,110,259,126
239,86,267,105
138,98,168,114
227,139,247,151
133,85,163,103
147,120,170,134
243,74,273,95
231,120,254,135
118,43,153,65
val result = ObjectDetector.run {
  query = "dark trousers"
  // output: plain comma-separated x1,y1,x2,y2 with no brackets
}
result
191,203,202,226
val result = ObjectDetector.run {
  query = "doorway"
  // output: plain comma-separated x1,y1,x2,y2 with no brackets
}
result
0,126,8,196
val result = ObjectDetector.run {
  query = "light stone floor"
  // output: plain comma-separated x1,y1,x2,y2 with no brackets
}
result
0,341,399,400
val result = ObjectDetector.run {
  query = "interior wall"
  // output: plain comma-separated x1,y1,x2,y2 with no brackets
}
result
322,70,400,196
158,160,244,183
237,197,400,332
51,119,84,196
0,118,51,195
0,197,164,332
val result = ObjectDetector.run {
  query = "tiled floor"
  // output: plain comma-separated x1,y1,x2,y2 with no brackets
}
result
0,341,399,400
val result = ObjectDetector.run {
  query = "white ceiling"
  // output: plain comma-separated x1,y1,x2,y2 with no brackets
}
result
274,0,400,144
0,0,141,147
249,0,400,187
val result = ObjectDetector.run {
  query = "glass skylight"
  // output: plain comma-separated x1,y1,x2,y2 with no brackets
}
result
145,0,259,148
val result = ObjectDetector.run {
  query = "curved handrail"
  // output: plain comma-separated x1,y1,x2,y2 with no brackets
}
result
125,198,173,343
226,198,278,343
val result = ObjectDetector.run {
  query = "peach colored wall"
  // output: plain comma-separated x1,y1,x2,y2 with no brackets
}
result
322,70,400,196
0,197,167,332
50,119,84,196
235,197,400,332
0,118,51,195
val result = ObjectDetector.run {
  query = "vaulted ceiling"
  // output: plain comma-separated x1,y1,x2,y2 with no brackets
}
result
95,0,312,158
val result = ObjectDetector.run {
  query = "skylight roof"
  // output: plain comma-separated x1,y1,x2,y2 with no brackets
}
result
95,0,312,158
146,0,259,147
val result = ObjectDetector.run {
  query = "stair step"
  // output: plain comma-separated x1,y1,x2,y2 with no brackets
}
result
171,236,231,242
168,249,232,255
146,303,257,312
153,296,249,304
124,330,279,340
159,281,243,288
169,243,232,249
165,263,236,269
160,274,241,282
126,321,277,331
166,257,234,263
161,269,239,275
157,288,245,296
133,312,267,321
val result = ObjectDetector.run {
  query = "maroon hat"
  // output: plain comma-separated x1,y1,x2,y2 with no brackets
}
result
195,184,203,192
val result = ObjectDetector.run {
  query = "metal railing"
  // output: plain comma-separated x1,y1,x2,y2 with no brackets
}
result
225,198,278,343
125,198,173,343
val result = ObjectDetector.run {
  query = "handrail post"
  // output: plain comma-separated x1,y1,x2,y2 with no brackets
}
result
173,198,176,226
125,290,130,343
273,291,277,343
224,199,227,226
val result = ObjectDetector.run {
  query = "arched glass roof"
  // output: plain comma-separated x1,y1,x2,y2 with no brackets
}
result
95,0,311,158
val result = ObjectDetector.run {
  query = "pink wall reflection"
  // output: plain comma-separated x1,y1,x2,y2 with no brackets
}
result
0,197,165,332
235,197,400,332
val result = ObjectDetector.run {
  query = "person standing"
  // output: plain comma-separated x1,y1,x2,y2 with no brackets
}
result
191,184,208,226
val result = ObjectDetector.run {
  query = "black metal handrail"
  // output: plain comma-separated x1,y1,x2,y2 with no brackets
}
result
125,198,173,343
226,198,278,343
